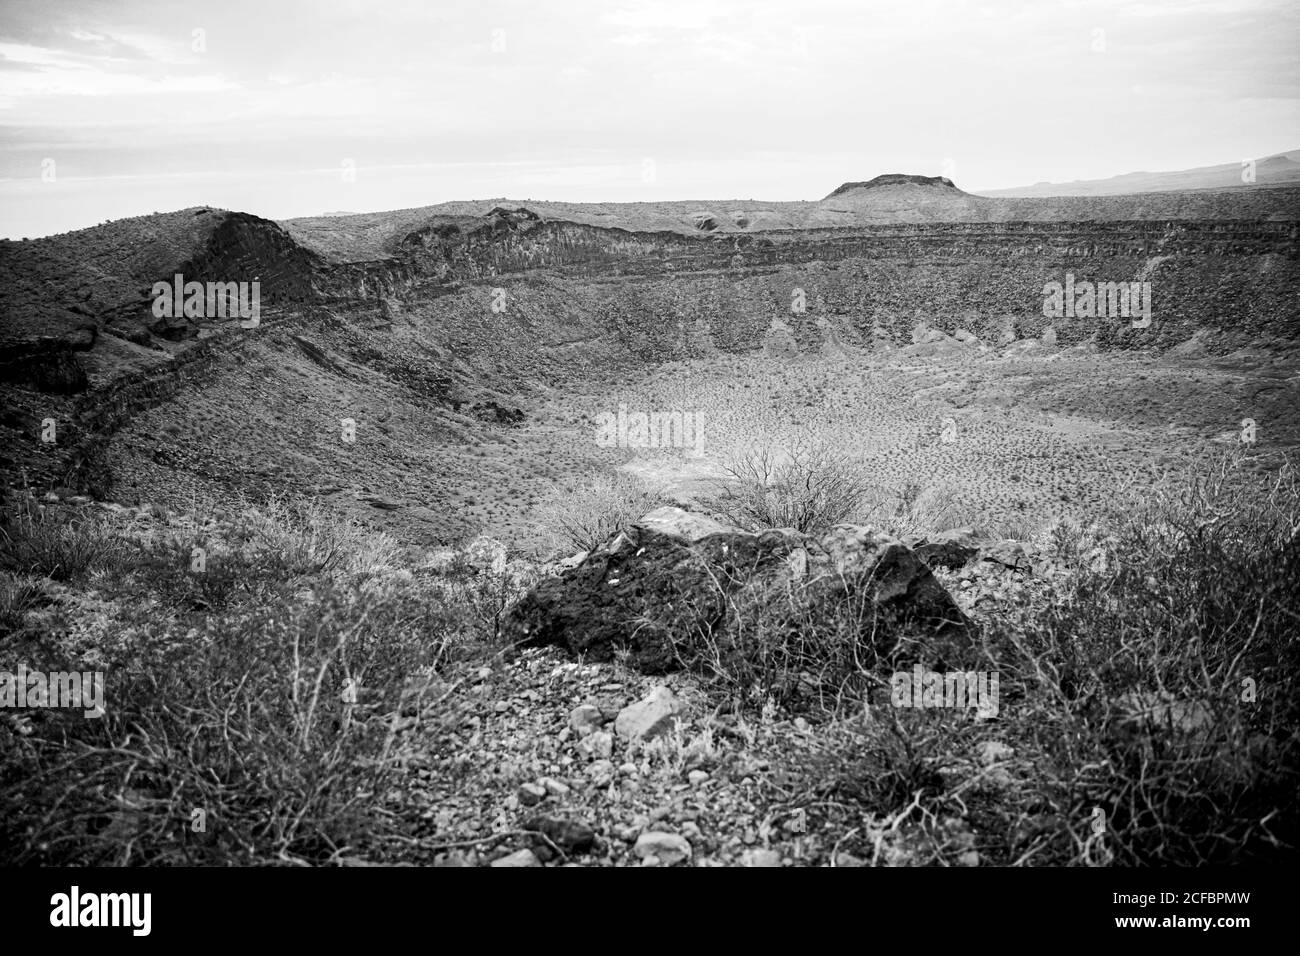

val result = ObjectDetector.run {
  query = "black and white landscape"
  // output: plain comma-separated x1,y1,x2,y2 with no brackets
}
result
0,0,1297,873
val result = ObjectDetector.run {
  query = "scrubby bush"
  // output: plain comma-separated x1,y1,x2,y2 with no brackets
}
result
0,500,486,865
0,501,120,581
705,438,879,535
533,470,668,555
669,449,1299,865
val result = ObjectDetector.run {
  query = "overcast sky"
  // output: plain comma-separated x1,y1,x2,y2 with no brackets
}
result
1,0,1296,238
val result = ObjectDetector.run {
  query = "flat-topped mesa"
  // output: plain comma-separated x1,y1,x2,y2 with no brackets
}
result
824,174,963,199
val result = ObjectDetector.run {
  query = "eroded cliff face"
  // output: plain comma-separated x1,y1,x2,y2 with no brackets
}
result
336,214,1300,356
2,200,1298,497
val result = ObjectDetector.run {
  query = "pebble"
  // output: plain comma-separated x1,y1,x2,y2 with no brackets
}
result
578,730,614,760
687,769,710,786
540,777,570,796
569,704,604,736
518,782,547,806
635,832,692,866
491,849,540,867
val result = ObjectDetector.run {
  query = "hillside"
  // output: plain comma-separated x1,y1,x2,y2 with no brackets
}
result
3,177,1299,538
979,150,1300,197
2,171,1298,870
280,179,1300,259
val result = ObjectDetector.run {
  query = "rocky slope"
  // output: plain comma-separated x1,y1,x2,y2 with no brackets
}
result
2,179,1297,513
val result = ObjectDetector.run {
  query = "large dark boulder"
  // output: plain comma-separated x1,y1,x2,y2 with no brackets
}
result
908,527,981,571
503,507,970,674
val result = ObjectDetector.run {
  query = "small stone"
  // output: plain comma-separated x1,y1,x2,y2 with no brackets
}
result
635,831,692,866
741,848,783,867
524,815,596,855
587,759,615,786
569,704,604,736
540,777,570,796
493,701,510,714
491,849,540,867
958,850,981,867
687,769,710,787
615,686,683,741
618,762,638,776
518,782,547,806
477,666,492,680
793,717,809,731
578,730,614,760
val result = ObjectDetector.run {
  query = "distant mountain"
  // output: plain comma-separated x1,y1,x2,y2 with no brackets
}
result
977,151,1300,197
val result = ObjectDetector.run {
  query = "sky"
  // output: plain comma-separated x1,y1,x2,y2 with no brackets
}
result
0,0,1297,238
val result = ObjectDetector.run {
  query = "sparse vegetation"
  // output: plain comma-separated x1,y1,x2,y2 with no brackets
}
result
705,438,879,535
533,470,668,556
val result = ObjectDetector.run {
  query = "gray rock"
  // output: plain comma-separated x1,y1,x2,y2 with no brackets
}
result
615,686,682,741
569,704,604,736
910,527,981,571
524,815,596,855
518,782,547,806
980,540,1033,572
636,506,734,542
491,849,540,867
578,729,614,759
741,848,783,867
539,776,570,796
635,831,692,865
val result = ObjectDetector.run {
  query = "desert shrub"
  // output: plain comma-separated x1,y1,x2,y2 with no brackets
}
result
230,497,401,576
705,438,878,535
669,449,1297,865
435,535,542,641
0,503,120,582
533,470,668,555
970,449,1300,864
0,575,481,865
673,576,885,713
0,573,48,640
